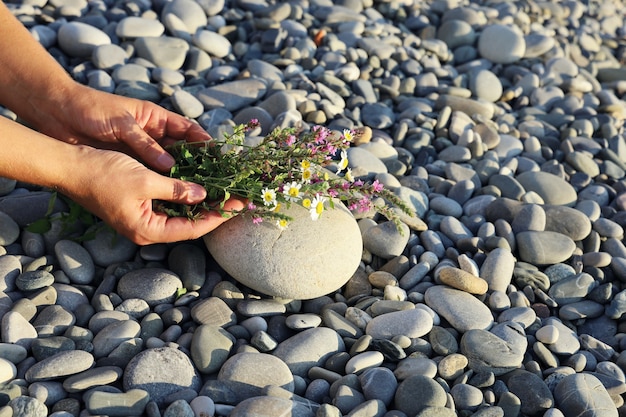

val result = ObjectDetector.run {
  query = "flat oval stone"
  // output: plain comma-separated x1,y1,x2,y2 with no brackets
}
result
217,352,294,402
168,244,206,291
461,329,524,376
273,327,345,377
548,273,597,305
123,347,201,406
544,205,592,241
394,375,447,416
54,240,95,285
0,358,16,384
362,220,410,259
424,285,493,332
205,203,362,300
57,21,111,57
1,311,37,349
190,297,236,327
438,267,488,294
0,255,21,292
554,373,617,417
115,16,165,38
197,79,267,112
479,248,515,293
359,367,397,406
92,320,141,358
365,308,433,339
516,171,577,206
117,268,182,307
505,369,554,415
25,350,95,382
229,396,315,417
0,211,19,246
516,231,576,265
82,226,137,266
85,388,149,416
190,324,235,374
161,0,207,33
193,30,232,58
134,36,189,70
63,366,123,392
16,270,54,292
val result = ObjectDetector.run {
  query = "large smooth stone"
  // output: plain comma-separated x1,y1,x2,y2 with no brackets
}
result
516,231,576,265
204,203,362,299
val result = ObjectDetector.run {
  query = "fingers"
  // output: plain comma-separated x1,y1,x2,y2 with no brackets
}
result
119,120,175,171
161,111,212,144
123,112,211,171
134,190,246,245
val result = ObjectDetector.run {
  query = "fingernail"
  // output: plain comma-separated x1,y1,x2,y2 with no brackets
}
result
190,185,206,200
157,153,175,169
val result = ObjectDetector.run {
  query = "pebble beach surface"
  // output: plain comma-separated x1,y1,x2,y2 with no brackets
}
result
2,0,626,416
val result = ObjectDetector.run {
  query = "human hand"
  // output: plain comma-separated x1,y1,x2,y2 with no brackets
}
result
31,83,208,172
63,146,245,245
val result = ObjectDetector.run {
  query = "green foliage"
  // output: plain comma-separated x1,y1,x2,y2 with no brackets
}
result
156,121,416,233
25,191,107,241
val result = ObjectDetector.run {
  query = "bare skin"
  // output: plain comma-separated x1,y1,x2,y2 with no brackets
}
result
0,1,244,245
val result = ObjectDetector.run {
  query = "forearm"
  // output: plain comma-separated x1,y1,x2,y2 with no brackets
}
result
0,1,78,126
0,116,85,192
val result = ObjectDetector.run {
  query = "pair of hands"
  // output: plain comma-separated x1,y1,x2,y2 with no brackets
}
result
36,84,245,245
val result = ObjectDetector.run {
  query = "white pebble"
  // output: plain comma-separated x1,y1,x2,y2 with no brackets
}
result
535,324,560,344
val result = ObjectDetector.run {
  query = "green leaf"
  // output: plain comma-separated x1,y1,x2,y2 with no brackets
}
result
25,218,51,234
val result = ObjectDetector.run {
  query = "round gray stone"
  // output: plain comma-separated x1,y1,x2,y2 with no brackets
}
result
477,24,525,64
217,352,294,402
117,268,183,307
204,203,362,299
123,347,201,406
394,375,447,416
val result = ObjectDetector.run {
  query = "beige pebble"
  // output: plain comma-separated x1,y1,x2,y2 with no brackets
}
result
438,353,468,380
352,126,372,146
0,358,16,384
368,271,398,288
439,267,488,295
535,324,560,344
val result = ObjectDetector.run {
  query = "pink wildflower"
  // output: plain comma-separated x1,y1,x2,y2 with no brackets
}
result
286,134,296,146
247,202,257,210
358,197,371,213
248,118,259,127
372,180,384,193
252,217,263,224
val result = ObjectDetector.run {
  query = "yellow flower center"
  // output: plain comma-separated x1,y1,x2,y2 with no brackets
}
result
315,201,324,214
289,188,299,197
302,198,311,208
301,160,311,169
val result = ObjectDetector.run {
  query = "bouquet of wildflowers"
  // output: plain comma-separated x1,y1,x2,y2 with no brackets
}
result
156,120,414,232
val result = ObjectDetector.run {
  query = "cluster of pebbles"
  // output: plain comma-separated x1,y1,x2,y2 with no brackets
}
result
1,0,626,415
